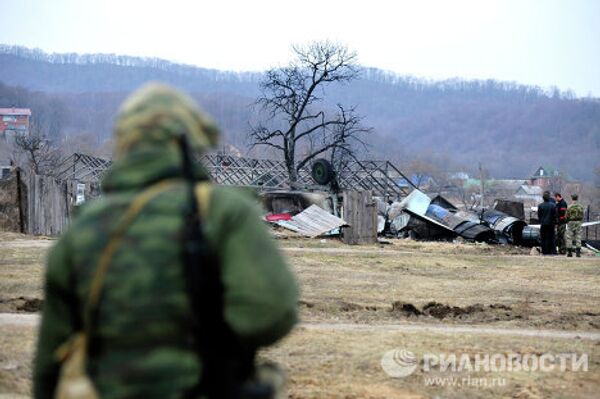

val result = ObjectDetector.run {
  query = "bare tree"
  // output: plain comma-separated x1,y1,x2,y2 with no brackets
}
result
452,180,479,210
13,121,60,175
546,171,566,195
250,41,370,183
407,157,440,190
476,162,495,208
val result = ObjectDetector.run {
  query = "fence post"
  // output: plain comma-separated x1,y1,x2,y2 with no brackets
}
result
585,205,589,241
16,168,25,234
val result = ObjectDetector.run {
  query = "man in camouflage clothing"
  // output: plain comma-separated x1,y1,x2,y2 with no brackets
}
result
566,193,584,258
34,83,299,398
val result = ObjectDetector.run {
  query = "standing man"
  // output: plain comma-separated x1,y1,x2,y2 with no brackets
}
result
34,84,298,399
548,195,557,254
537,191,557,255
566,193,584,258
554,192,568,254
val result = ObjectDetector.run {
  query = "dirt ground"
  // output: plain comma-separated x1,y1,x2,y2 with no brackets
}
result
0,233,49,314
0,232,599,398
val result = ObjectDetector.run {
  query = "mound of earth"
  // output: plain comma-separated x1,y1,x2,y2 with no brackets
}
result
0,297,44,313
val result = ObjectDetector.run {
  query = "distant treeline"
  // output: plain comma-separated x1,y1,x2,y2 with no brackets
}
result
0,45,598,180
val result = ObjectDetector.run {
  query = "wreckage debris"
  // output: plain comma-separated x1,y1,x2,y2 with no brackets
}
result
263,186,594,248
267,204,348,238
394,189,495,242
586,241,600,255
493,199,525,220
481,209,527,245
380,188,548,246
427,204,495,242
265,213,292,222
262,190,331,215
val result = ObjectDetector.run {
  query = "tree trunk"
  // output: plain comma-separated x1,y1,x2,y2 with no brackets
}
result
287,158,297,183
285,143,297,184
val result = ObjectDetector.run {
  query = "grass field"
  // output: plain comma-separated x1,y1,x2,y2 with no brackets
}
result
1,232,599,398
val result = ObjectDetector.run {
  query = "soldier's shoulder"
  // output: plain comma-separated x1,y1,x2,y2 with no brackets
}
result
71,194,122,228
200,185,266,245
209,185,262,212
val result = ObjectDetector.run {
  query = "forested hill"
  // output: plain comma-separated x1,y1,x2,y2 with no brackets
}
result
1,45,598,180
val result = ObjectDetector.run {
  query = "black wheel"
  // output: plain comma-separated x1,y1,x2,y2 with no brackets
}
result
311,159,334,185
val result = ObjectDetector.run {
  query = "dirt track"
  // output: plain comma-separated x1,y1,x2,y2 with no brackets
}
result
0,238,53,249
282,246,600,261
302,321,600,340
3,313,599,341
0,313,38,327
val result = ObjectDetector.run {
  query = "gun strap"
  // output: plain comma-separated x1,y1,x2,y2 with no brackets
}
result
194,182,212,220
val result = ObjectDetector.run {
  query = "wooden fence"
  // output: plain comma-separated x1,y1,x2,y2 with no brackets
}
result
25,174,72,235
0,169,102,236
0,169,25,233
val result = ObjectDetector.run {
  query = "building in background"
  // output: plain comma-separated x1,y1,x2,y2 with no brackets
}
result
529,166,562,190
515,184,543,203
0,108,31,137
529,166,582,195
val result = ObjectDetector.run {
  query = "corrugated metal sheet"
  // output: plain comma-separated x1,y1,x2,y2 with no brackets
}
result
276,205,348,237
399,189,431,216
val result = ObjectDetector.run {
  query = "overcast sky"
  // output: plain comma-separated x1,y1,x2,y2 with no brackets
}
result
2,0,599,96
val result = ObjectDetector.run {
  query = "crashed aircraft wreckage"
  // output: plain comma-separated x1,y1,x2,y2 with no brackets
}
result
263,185,600,246
259,159,600,246
387,188,600,246
384,188,563,246
396,189,495,242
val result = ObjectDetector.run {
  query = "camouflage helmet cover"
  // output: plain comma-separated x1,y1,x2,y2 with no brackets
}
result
113,83,219,159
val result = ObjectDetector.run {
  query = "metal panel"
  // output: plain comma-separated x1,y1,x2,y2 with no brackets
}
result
399,189,431,216
277,205,348,238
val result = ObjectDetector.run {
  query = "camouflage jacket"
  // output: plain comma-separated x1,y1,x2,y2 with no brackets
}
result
33,84,299,399
566,203,584,221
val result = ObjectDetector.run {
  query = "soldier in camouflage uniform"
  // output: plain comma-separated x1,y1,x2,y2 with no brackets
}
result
33,83,298,398
566,193,584,258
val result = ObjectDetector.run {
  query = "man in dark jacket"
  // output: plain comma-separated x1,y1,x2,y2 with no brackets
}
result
538,191,557,255
554,192,568,254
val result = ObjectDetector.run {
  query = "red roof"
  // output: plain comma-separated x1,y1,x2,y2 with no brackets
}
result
0,108,31,116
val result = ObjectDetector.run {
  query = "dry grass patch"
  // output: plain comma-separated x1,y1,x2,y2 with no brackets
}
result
283,239,600,330
0,325,36,397
0,234,52,312
0,234,599,397
262,327,599,399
